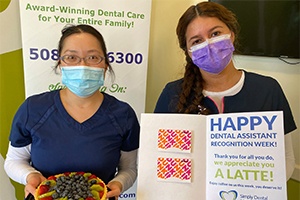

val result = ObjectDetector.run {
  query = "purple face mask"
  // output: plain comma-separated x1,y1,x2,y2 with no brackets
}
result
190,34,235,74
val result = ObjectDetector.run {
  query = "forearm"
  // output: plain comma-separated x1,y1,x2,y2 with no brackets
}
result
4,143,40,185
110,149,138,192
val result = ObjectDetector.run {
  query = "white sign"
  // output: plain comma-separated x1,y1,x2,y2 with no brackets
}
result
137,111,287,200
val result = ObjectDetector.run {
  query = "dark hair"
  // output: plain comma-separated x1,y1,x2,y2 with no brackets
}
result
175,2,240,114
54,24,114,78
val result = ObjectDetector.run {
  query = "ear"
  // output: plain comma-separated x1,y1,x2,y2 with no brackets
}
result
103,65,109,79
230,31,235,42
58,65,62,74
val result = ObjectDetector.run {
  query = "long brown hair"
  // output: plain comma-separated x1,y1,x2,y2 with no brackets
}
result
175,2,240,114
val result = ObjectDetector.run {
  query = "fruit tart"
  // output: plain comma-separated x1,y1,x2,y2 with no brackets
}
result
34,172,107,200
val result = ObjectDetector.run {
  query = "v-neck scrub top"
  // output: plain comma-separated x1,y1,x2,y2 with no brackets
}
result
9,90,140,183
154,70,296,134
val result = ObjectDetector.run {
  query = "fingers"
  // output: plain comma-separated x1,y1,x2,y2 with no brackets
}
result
106,181,122,200
24,183,36,197
106,188,118,199
25,172,46,197
24,193,34,200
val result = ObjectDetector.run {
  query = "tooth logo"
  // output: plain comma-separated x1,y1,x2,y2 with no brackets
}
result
219,190,238,200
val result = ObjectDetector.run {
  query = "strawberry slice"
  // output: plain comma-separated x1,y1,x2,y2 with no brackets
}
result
85,197,95,200
64,172,71,176
98,182,105,188
76,171,85,175
38,185,50,195
88,174,97,180
99,191,104,197
40,197,53,200
47,175,56,181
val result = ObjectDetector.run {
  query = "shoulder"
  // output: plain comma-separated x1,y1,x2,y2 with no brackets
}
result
243,70,282,91
164,79,183,89
244,70,279,85
10,91,60,146
15,90,59,119
102,93,137,116
23,90,59,110
154,79,183,113
26,90,59,103
160,78,183,96
241,70,290,106
101,93,139,134
103,93,132,107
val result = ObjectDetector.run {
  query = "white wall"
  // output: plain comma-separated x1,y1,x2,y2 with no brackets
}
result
146,0,300,181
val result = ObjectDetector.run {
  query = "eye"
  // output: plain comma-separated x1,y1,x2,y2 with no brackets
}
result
211,31,221,38
85,55,104,65
65,55,77,60
62,55,79,63
191,38,204,46
86,55,100,61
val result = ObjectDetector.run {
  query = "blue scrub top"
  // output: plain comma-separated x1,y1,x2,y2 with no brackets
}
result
9,90,140,183
154,70,296,134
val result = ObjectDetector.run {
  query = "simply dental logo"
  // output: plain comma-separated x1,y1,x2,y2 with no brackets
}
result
219,190,238,200
239,194,269,200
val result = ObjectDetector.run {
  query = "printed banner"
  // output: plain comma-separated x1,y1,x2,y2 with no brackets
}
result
19,1,152,199
19,0,151,117
138,111,287,200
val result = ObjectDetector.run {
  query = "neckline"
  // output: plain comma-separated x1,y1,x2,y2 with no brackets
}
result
203,71,245,97
55,91,108,129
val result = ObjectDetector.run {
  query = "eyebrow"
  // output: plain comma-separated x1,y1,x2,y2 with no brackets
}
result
208,25,224,33
62,50,77,54
62,49,101,54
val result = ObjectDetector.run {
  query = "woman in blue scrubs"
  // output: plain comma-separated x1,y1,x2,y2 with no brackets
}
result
5,24,140,200
154,2,296,181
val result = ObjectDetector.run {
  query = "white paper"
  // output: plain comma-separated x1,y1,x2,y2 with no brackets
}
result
137,111,287,200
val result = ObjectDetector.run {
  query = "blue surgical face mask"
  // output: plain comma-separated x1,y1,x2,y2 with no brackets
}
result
189,34,235,74
61,66,105,98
